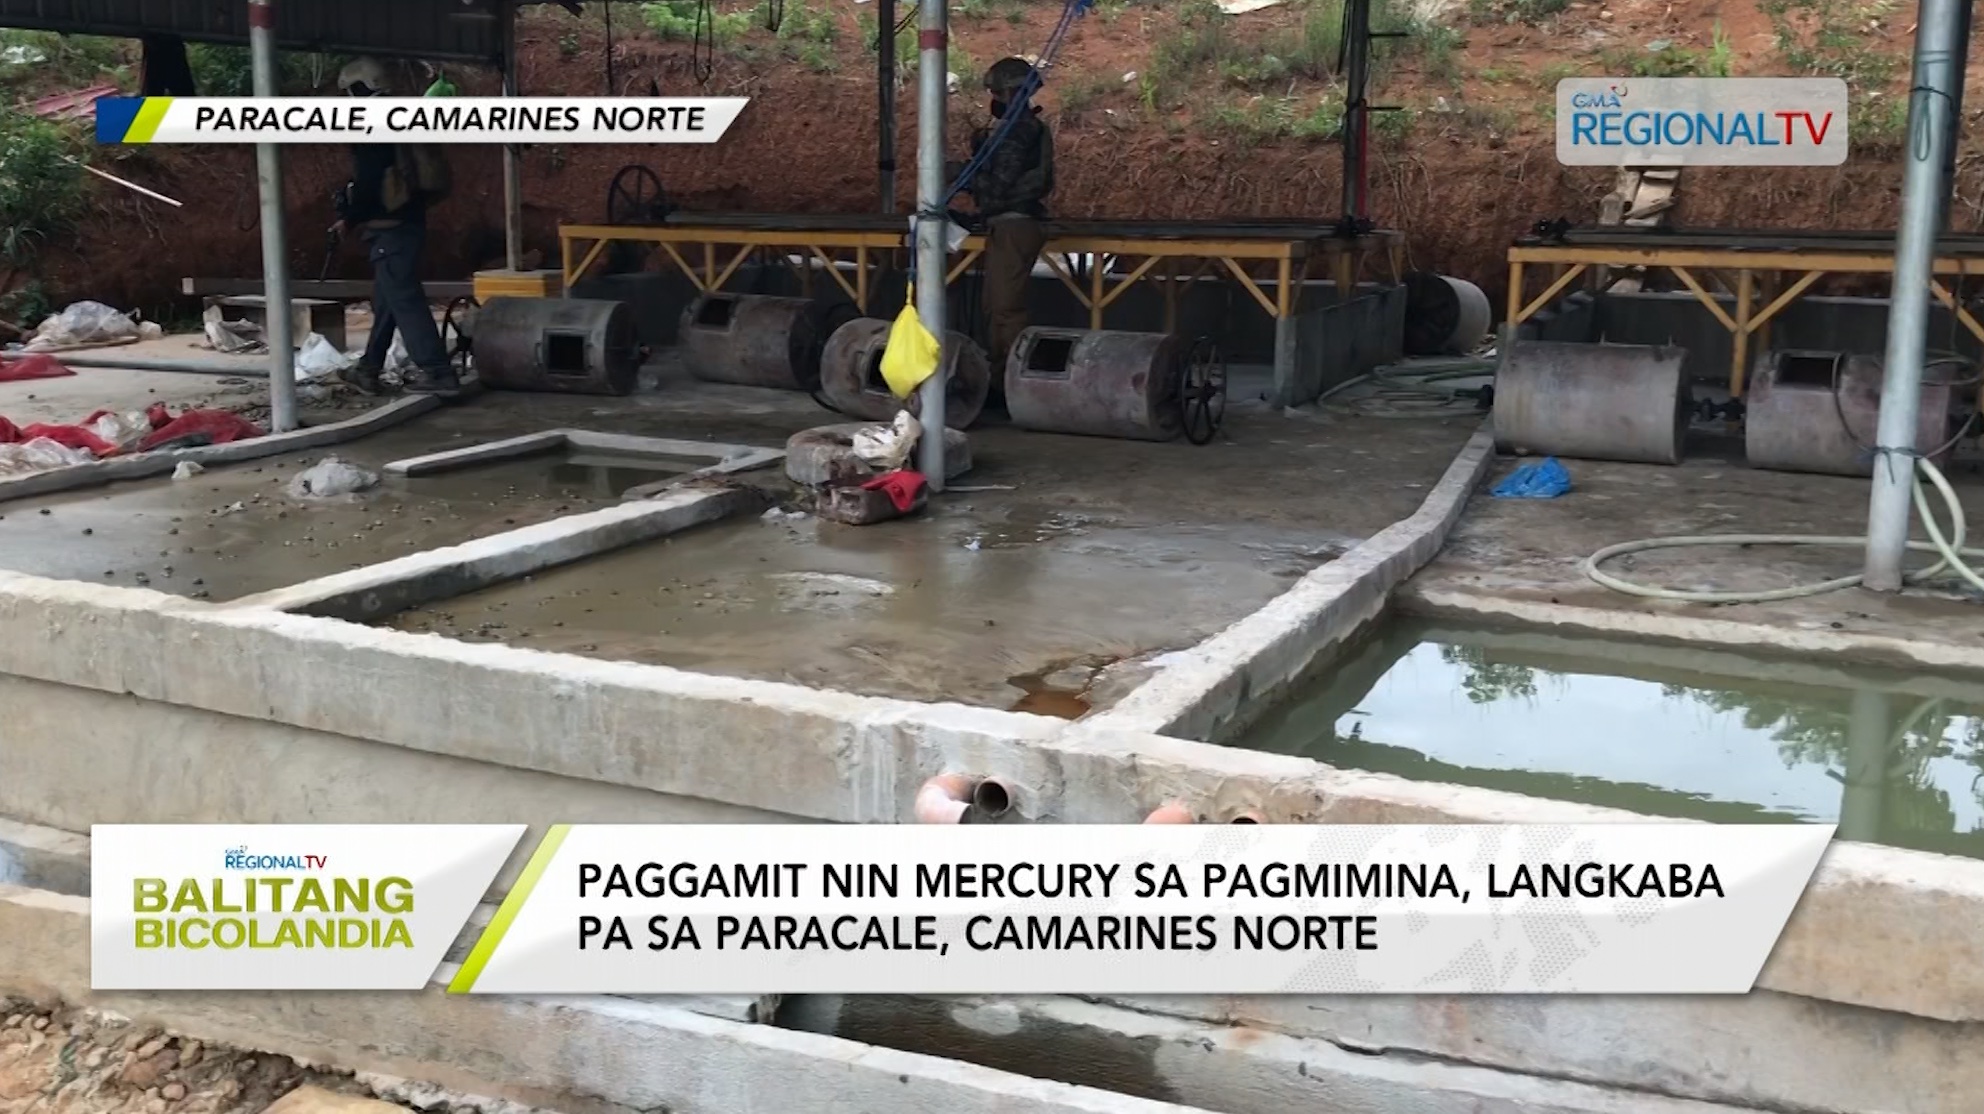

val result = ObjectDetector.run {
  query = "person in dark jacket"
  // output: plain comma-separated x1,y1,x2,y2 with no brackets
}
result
332,58,459,398
965,57,1055,375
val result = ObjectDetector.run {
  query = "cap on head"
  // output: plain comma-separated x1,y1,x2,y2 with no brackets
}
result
338,57,392,96
985,57,1037,98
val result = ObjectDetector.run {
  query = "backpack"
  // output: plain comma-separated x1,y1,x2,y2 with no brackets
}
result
380,143,451,213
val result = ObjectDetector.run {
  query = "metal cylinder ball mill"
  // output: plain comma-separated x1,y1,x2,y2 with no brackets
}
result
469,296,642,397
817,317,993,430
1493,338,1691,465
1745,349,1967,477
1003,328,1227,444
680,293,856,393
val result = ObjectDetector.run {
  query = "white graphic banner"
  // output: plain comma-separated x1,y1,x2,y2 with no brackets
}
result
453,823,1832,995
91,824,524,989
1555,78,1849,166
98,96,747,144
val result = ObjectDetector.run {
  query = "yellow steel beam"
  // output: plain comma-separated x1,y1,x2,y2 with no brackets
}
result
1509,243,1984,275
1095,254,1164,313
1221,257,1279,318
657,241,705,291
1042,252,1093,305
807,245,863,306
1929,279,1984,343
1515,262,1589,323
1746,270,1825,333
1670,267,1737,332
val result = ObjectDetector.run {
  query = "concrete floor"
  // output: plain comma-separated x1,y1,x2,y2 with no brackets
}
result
1409,434,1984,650
370,363,1478,712
0,349,1481,710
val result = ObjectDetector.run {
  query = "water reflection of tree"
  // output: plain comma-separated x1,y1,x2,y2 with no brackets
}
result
1437,645,1540,704
1662,684,1984,837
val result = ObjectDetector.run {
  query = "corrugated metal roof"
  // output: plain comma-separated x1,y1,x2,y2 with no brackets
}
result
0,0,521,64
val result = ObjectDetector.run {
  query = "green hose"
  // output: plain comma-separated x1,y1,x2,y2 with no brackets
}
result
1583,455,1984,603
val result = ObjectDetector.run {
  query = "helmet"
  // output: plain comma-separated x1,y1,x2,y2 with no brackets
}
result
985,57,1037,99
337,57,393,96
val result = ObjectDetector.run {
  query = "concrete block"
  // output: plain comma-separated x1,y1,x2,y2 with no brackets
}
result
785,423,970,486
783,994,1760,1114
1088,420,1496,742
0,886,1209,1114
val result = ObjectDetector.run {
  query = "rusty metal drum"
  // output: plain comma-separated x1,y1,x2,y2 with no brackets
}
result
817,316,993,430
1004,328,1187,442
1493,339,1691,465
679,293,829,391
470,296,641,396
1746,350,1958,476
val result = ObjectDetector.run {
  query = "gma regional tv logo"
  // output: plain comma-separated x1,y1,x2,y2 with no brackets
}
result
132,844,417,951
1556,77,1848,167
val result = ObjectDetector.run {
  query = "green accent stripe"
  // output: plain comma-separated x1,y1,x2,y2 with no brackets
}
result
448,824,570,994
127,98,173,142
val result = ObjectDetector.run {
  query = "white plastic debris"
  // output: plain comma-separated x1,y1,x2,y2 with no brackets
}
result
200,305,265,353
171,461,205,480
285,456,379,499
137,320,164,341
27,301,139,350
86,410,151,453
851,410,922,471
760,507,810,524
0,437,94,476
295,332,352,378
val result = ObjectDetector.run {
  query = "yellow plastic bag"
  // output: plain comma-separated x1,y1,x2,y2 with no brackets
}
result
880,283,941,399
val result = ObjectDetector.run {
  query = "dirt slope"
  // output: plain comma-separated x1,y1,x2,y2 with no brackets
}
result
21,0,1980,315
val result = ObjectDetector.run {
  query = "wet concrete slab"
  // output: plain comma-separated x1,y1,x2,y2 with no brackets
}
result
1406,438,1984,655
0,421,693,602
386,500,1347,712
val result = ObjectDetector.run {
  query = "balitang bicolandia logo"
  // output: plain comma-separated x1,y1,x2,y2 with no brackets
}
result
131,844,414,951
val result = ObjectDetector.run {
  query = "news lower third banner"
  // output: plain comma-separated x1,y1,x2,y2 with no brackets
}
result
90,823,1833,994
94,97,747,144
1556,77,1849,166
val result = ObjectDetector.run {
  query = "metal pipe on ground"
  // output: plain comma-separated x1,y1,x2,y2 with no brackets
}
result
1865,0,1966,592
913,0,949,488
1004,328,1187,442
1492,339,1690,465
247,0,296,432
2,352,270,376
1401,272,1491,356
475,297,641,396
818,316,991,428
1746,350,1959,477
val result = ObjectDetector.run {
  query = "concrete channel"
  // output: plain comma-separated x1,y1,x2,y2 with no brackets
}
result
1,373,1982,1114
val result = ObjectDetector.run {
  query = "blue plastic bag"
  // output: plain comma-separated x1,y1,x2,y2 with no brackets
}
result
1492,457,1571,499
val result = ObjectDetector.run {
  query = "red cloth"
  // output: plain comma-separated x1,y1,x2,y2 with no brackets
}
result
136,408,263,452
0,405,262,457
860,468,929,513
18,422,115,455
0,354,75,382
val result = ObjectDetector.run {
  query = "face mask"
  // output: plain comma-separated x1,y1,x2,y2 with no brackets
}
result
990,99,1007,117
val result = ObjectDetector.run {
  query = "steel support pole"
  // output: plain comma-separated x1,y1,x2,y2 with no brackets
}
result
1864,0,1965,591
1341,0,1370,221
913,0,949,487
247,0,297,433
878,0,898,213
501,0,524,271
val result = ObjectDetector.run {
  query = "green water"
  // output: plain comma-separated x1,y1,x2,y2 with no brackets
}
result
1236,621,1984,861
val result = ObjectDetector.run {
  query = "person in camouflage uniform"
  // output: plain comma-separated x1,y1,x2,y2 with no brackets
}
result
966,57,1055,376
